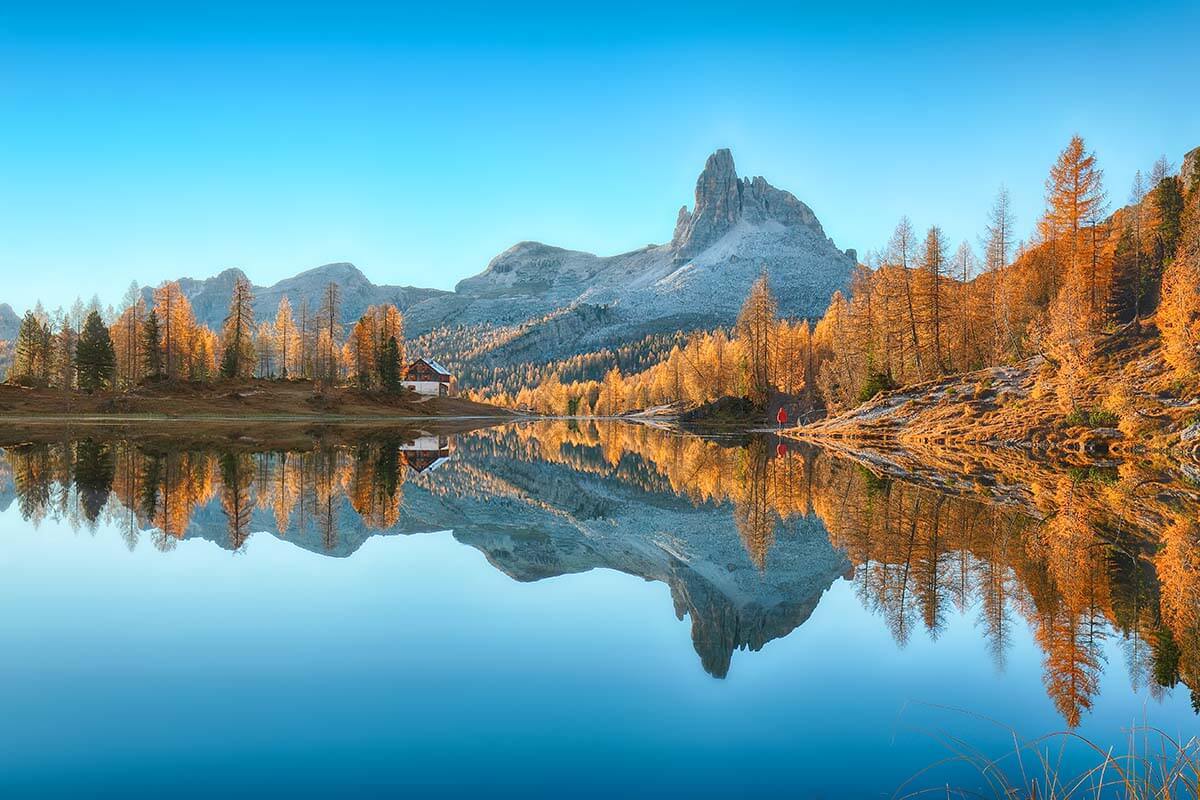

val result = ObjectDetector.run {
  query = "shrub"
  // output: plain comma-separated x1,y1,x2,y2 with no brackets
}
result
1068,465,1119,484
1063,408,1119,428
858,371,898,403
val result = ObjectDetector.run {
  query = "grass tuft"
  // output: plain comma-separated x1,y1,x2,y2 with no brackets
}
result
895,709,1199,800
1064,408,1120,429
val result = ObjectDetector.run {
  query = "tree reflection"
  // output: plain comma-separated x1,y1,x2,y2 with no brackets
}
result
219,453,254,551
466,421,1200,724
1,422,1197,724
73,440,115,527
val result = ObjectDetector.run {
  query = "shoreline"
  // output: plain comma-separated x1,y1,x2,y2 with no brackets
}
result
0,413,518,424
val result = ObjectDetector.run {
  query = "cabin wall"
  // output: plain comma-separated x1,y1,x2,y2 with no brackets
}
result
403,380,449,397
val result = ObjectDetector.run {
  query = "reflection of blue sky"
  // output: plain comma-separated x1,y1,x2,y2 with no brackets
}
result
0,511,1192,797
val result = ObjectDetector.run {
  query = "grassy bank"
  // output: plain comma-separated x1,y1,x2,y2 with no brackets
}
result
0,378,513,420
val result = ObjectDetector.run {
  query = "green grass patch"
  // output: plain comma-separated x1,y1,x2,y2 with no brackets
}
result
1063,408,1119,428
1068,465,1119,485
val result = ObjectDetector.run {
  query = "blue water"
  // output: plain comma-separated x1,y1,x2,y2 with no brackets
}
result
0,429,1193,797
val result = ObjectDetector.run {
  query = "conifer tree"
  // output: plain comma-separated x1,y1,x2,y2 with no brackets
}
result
317,282,342,383
153,281,196,380
920,226,949,374
1108,224,1141,323
953,241,980,369
9,310,51,386
75,310,116,391
51,311,76,391
736,271,777,405
254,322,276,377
1159,184,1200,382
1159,257,1200,382
297,299,312,379
219,276,256,379
1152,176,1184,271
1041,135,1108,324
886,217,922,380
371,305,404,386
191,329,215,382
143,309,164,380
346,314,375,387
113,284,146,387
273,297,299,379
1126,172,1149,318
380,336,402,392
984,187,1027,360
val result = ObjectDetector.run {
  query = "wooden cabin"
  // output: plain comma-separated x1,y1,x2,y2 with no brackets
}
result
402,358,453,397
400,434,452,473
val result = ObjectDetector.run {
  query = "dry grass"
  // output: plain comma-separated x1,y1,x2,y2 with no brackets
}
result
895,710,1199,799
795,325,1200,463
0,378,513,420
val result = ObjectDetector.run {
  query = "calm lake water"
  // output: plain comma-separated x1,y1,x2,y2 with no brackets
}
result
0,421,1194,798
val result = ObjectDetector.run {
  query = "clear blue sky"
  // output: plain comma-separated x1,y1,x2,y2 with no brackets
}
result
1,0,1197,313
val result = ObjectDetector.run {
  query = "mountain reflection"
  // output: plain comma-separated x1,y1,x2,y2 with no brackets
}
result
0,421,1196,725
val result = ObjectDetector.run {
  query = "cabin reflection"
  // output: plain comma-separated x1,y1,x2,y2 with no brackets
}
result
401,434,452,473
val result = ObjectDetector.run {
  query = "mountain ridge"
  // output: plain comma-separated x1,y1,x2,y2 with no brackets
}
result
139,263,451,332
103,149,853,386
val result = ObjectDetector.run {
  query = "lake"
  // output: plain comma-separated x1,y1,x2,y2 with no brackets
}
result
0,420,1195,798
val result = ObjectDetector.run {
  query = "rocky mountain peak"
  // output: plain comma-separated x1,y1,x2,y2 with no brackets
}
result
671,149,826,262
671,149,742,259
455,241,582,296
286,262,369,287
214,267,248,282
1182,145,1199,192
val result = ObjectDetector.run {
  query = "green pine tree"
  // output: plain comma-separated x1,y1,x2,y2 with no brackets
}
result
9,311,50,386
1153,176,1184,269
142,310,163,381
75,311,116,391
1108,223,1142,323
380,336,401,393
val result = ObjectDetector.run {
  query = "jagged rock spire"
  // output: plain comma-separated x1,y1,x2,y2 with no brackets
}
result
671,148,826,263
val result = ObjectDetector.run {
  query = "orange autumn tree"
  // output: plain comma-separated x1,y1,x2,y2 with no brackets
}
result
1158,184,1200,383
340,304,406,390
1039,136,1109,411
153,281,198,381
218,276,256,380
111,296,147,387
1155,517,1200,699
273,297,301,379
735,272,778,405
345,314,376,387
191,325,219,381
1041,135,1110,326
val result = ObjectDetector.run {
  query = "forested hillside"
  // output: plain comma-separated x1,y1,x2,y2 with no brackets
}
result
489,137,1200,441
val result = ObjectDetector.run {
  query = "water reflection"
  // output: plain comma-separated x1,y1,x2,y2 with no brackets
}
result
1,420,1197,726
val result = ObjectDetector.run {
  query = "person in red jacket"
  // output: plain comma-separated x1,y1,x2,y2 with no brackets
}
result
776,407,788,428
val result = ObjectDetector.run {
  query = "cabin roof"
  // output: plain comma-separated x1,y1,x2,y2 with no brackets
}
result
406,357,452,378
405,452,450,473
